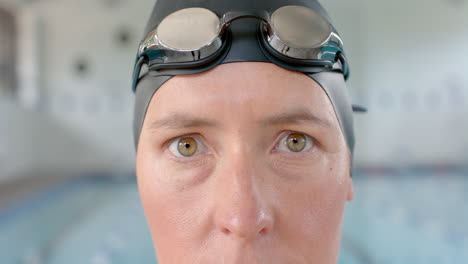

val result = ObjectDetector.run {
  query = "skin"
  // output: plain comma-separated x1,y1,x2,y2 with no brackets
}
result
136,62,354,264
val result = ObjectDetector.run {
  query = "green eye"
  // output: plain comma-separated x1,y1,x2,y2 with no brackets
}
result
168,135,211,160
286,133,306,152
177,137,198,157
278,132,314,153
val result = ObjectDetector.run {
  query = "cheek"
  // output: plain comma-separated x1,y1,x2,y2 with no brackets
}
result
272,153,349,252
136,149,215,248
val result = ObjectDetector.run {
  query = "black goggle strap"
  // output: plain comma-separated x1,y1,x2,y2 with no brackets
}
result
336,52,349,80
333,53,367,113
132,55,147,92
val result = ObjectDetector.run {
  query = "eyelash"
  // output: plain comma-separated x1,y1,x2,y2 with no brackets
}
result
165,131,316,159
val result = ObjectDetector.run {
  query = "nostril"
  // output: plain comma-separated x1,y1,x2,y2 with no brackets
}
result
221,227,231,235
259,227,268,235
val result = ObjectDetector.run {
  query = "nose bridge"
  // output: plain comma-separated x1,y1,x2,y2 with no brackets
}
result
213,139,274,240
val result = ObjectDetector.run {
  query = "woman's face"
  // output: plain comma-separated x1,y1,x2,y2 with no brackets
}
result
136,62,354,264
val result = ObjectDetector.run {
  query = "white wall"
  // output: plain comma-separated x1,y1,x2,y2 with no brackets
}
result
1,0,155,183
0,98,120,183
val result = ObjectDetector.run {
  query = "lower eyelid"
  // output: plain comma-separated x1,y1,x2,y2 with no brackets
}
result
273,146,316,156
166,150,214,169
271,146,320,166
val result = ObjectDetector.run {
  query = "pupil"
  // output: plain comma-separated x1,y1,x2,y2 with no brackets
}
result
293,138,298,144
185,143,191,149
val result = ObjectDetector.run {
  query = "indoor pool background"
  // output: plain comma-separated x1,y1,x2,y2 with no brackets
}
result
1,0,468,263
1,169,467,264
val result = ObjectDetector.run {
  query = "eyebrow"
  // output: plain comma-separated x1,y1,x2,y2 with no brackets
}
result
258,108,333,129
149,112,219,131
148,108,332,131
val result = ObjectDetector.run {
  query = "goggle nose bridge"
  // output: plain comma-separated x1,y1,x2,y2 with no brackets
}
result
220,10,271,34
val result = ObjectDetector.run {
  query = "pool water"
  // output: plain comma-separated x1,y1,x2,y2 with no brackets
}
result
1,171,467,264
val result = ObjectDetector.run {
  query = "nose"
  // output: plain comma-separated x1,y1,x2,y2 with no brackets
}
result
213,146,274,241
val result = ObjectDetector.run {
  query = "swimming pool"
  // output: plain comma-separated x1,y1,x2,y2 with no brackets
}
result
1,170,467,263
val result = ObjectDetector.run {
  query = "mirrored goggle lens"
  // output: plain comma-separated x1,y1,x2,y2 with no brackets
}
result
157,7,221,51
270,5,331,49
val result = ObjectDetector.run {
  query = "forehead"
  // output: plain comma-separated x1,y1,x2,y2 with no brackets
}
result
145,62,339,129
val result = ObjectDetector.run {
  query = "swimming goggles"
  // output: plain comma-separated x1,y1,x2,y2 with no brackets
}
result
132,5,350,92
